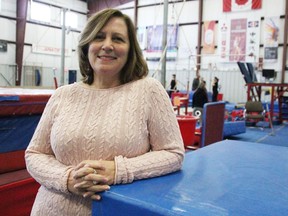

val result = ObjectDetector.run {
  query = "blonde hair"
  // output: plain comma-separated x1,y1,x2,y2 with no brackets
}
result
78,8,148,84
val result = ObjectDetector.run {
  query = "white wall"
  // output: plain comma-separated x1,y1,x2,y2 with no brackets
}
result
0,0,86,87
0,0,287,103
119,0,288,103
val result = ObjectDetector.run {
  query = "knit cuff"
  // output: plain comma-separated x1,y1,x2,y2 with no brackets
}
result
114,155,134,185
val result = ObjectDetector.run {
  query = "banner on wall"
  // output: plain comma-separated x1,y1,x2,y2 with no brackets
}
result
246,19,261,62
263,17,279,62
218,20,230,62
229,18,247,62
203,21,216,54
218,18,260,63
32,44,71,56
223,0,262,12
145,25,178,61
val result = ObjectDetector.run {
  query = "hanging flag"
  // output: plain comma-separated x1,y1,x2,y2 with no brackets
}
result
203,21,216,54
246,18,261,63
218,20,230,62
223,0,262,12
229,18,247,62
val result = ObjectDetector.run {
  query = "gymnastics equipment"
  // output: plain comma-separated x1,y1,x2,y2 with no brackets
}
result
0,88,52,215
187,101,225,150
237,61,253,83
246,62,257,82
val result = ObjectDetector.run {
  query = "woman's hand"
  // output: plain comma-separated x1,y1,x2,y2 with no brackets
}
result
75,160,115,185
67,160,115,200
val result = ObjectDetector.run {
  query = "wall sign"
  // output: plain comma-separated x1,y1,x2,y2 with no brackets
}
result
32,44,71,56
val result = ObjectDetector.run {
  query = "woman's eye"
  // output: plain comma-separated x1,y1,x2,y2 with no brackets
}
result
113,37,124,42
94,35,104,40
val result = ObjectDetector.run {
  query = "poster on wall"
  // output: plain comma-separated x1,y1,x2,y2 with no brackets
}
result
229,18,247,62
218,18,260,63
246,19,260,62
203,21,216,54
218,20,230,62
145,25,178,61
264,17,279,62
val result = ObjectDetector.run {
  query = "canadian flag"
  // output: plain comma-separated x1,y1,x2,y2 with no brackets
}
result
223,0,262,12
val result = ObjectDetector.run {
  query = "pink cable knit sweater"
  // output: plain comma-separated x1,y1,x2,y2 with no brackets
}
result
25,77,184,216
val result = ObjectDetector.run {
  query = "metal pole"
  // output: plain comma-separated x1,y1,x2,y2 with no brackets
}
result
161,0,168,87
60,8,67,86
281,0,288,83
196,0,203,76
134,0,138,28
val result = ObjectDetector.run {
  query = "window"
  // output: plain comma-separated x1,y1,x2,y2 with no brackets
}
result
30,2,51,23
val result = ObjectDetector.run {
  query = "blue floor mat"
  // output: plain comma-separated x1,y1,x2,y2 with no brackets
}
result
226,123,288,147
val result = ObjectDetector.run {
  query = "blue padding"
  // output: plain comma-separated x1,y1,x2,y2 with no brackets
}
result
223,121,246,137
0,95,19,102
225,103,237,112
93,140,288,216
0,115,41,153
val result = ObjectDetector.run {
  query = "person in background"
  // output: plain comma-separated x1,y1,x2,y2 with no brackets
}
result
212,76,219,102
25,9,184,216
192,80,208,109
192,73,201,91
168,74,177,97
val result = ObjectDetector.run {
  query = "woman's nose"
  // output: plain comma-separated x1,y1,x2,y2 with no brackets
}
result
101,38,113,51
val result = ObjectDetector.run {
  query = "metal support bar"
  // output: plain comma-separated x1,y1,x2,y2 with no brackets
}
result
60,8,67,86
161,0,168,87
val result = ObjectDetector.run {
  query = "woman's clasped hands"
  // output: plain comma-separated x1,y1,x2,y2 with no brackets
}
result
68,160,115,201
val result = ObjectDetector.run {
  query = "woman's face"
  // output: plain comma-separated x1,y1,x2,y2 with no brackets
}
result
88,17,130,79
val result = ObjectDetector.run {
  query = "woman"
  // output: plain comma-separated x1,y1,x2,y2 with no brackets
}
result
168,74,177,97
212,76,219,102
25,8,184,216
192,80,208,108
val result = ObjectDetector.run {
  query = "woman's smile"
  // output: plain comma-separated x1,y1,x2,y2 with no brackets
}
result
97,54,117,61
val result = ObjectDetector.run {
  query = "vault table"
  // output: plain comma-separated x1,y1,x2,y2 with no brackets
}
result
93,140,288,216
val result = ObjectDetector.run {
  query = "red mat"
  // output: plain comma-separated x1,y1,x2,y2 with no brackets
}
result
0,178,40,216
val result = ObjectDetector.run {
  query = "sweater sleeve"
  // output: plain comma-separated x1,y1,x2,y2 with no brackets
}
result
114,78,185,184
25,87,73,194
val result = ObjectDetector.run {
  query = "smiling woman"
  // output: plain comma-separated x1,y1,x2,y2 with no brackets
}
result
78,9,148,85
25,8,184,216
87,17,130,88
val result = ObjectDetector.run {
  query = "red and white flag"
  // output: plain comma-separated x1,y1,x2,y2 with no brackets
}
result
223,0,262,12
